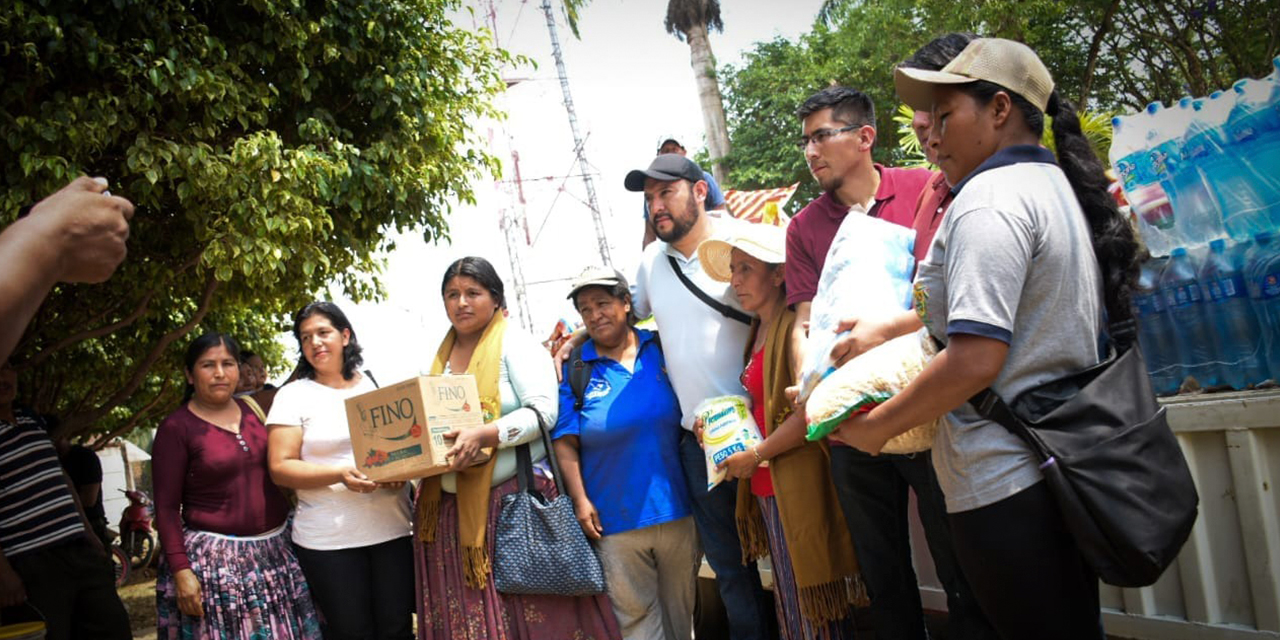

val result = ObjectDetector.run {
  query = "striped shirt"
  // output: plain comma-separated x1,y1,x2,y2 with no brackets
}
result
0,414,86,556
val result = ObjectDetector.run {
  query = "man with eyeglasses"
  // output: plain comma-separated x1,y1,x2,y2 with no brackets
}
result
785,86,977,640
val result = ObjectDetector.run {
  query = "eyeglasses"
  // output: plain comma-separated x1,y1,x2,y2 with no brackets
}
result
795,124,861,150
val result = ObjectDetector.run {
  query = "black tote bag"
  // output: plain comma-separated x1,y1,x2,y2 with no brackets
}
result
970,328,1199,588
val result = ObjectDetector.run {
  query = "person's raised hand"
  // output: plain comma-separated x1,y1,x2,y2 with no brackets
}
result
27,176,135,284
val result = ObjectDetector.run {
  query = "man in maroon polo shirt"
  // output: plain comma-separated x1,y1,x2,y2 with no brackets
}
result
787,86,995,640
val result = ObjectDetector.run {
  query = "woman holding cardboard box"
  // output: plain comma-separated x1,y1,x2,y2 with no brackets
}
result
153,332,321,638
267,302,415,640
413,256,621,640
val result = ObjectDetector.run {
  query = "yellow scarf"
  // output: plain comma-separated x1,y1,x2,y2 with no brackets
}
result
736,307,868,625
418,310,506,589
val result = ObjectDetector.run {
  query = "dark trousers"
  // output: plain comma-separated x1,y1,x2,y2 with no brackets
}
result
8,536,131,640
949,481,1104,640
293,536,414,640
830,446,997,640
678,430,776,640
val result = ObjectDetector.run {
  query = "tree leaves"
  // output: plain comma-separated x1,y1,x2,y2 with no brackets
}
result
720,0,1277,207
1,0,511,438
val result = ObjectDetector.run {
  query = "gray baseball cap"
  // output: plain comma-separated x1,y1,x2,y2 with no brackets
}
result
624,154,706,192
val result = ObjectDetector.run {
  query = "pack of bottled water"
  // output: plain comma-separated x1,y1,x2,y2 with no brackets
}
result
1114,56,1280,393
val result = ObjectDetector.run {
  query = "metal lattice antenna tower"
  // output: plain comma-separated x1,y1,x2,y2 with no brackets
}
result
540,0,612,267
481,1,534,331
500,148,535,330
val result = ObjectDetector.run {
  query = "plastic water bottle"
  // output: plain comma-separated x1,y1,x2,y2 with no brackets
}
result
1133,257,1183,395
1185,92,1248,241
1160,247,1221,388
1164,97,1225,246
1111,111,1175,256
1223,79,1280,236
1244,232,1280,382
1139,103,1182,228
1198,238,1268,389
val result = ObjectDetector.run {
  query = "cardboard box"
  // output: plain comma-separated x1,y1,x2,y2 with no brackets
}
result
345,375,491,482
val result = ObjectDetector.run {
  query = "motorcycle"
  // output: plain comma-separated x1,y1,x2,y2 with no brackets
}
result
105,526,131,587
116,489,157,569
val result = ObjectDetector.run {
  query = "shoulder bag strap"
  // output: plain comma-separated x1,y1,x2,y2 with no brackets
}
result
667,255,751,325
514,409,567,497
241,396,267,423
968,388,1051,463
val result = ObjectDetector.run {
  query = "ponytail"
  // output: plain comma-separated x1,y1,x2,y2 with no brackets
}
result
1046,91,1140,329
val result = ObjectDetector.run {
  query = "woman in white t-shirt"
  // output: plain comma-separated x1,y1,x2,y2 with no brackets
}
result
267,301,413,640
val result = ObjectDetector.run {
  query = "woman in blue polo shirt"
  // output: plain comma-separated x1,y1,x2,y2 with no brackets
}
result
552,266,696,640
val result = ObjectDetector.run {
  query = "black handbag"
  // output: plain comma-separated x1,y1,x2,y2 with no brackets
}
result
492,411,607,596
969,322,1199,588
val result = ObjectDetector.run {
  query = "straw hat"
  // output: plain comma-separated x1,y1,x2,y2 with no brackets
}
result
894,38,1054,113
698,222,786,282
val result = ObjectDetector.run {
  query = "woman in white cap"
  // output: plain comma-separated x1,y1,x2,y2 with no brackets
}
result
834,38,1139,639
698,223,865,640
552,266,697,640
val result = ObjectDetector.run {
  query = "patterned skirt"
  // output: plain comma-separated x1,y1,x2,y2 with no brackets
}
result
413,473,623,640
759,495,858,640
156,522,322,640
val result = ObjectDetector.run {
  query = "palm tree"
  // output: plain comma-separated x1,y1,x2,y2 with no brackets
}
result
665,0,732,185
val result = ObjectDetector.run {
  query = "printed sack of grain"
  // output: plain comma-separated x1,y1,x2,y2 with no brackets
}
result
804,328,939,454
796,213,916,402
696,395,764,490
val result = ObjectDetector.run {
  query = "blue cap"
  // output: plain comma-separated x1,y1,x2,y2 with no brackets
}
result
1171,247,1187,257
1209,238,1226,252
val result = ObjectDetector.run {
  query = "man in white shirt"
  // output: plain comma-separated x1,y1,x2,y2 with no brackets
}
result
624,154,774,640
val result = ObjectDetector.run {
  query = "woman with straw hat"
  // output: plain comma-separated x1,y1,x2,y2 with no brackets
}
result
698,223,866,640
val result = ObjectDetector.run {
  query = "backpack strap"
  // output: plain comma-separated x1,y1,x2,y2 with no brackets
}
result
568,343,592,413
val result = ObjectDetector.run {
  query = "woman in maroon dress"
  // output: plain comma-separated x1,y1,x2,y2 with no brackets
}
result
153,332,320,639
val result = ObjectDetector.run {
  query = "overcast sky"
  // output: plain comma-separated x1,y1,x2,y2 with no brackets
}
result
283,0,825,384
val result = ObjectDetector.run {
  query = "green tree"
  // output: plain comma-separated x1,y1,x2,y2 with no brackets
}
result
1,0,511,441
722,0,1278,207
665,0,732,185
